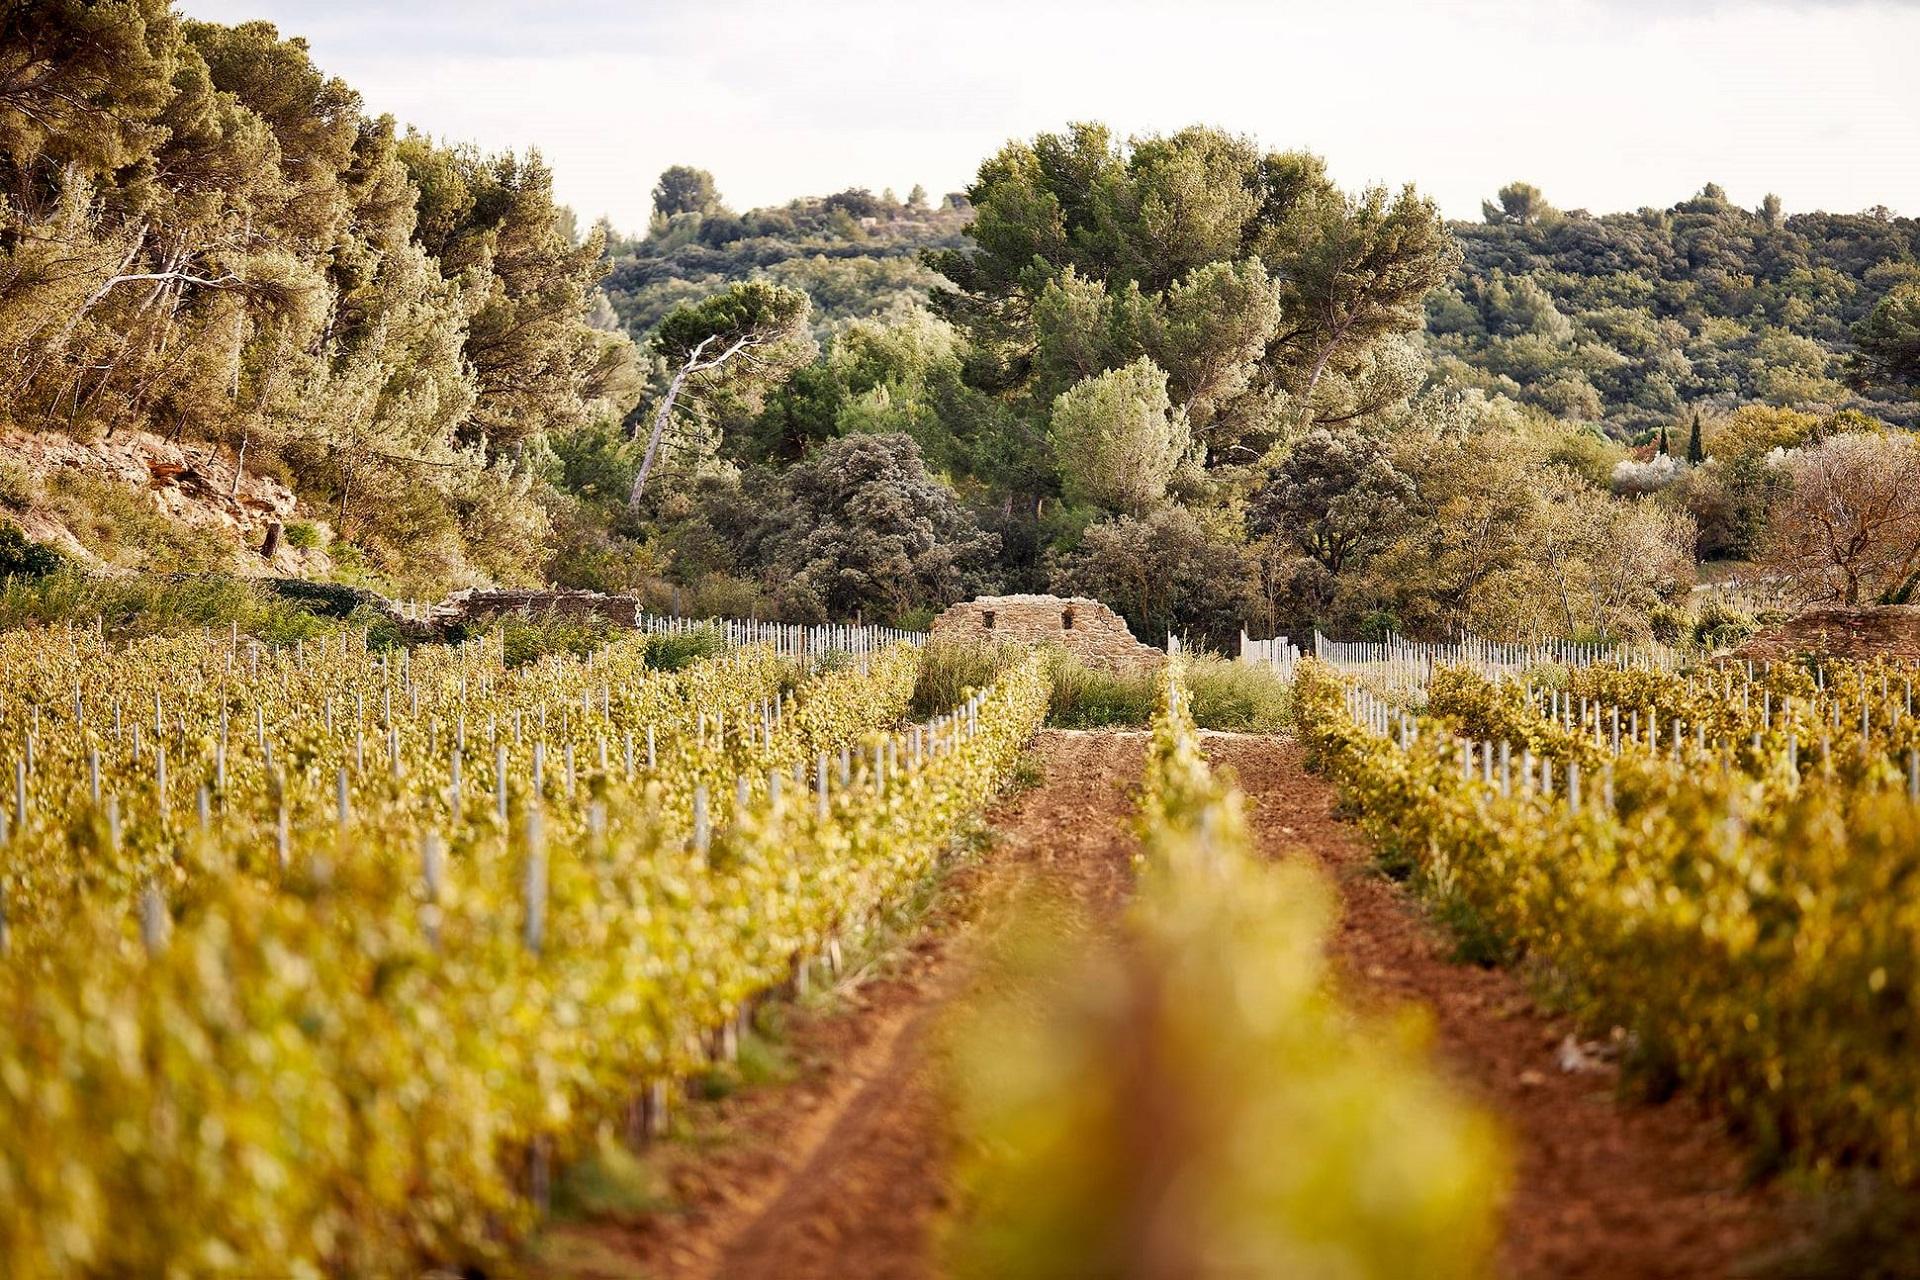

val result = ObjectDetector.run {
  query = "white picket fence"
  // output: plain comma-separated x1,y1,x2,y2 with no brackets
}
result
1239,633,1302,677
1240,628,1680,692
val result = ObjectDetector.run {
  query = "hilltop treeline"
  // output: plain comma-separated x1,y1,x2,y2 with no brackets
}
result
8,4,1920,645
598,170,970,335
1433,181,1920,438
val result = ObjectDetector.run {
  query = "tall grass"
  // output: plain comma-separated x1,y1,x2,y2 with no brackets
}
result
1038,649,1290,731
911,639,1025,718
1040,648,1158,727
39,472,234,573
0,571,340,644
1183,656,1291,732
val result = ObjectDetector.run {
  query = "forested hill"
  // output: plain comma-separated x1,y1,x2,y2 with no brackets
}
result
607,173,1920,440
599,172,970,336
1431,183,1920,438
9,1,1920,651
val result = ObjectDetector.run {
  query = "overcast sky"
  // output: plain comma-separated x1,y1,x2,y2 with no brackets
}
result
179,0,1920,234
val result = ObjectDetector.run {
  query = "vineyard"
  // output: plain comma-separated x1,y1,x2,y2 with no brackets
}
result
1,597,1914,1278
4,0,1918,1270
1298,655,1920,1194
949,662,1506,1278
0,623,1046,1276
0,607,1911,1278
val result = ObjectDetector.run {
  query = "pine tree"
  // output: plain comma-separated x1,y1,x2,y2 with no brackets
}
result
1685,411,1705,464
1657,424,1670,456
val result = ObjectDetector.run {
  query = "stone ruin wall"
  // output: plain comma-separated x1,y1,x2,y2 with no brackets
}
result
444,588,641,628
928,593,1164,671
261,583,644,640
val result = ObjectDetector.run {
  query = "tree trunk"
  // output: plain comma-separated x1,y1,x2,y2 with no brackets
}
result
260,521,282,559
628,362,695,509
629,334,719,510
1296,325,1349,426
337,459,355,539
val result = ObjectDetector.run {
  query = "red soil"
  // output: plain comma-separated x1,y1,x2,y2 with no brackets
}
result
1204,731,1785,1280
540,730,1786,1280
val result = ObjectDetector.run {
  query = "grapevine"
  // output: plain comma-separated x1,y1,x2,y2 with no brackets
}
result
0,628,1046,1277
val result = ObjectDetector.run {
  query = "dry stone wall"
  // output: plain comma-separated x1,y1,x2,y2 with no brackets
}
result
443,588,642,628
929,594,1163,671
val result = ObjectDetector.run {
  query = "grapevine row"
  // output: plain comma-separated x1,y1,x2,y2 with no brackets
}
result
0,628,914,954
952,660,1504,1279
1299,656,1920,1190
0,632,1047,1277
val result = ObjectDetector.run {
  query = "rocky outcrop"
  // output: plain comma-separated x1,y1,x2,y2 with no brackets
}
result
929,593,1163,670
1,427,329,577
1730,606,1920,663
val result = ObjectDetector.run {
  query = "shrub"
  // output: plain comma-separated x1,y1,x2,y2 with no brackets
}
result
1691,598,1757,651
642,625,725,672
1610,453,1682,495
684,572,770,620
0,460,38,511
493,610,626,668
0,523,62,581
1647,602,1686,646
263,579,379,620
1048,505,1253,650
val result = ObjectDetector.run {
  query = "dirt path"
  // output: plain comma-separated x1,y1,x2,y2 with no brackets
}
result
1202,732,1785,1280
538,729,1145,1280
545,729,1785,1280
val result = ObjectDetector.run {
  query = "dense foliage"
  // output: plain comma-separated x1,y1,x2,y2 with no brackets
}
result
600,181,969,336
1437,183,1920,437
594,157,1920,643
0,2,639,591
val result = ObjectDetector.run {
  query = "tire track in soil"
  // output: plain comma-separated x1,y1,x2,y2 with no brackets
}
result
1202,731,1786,1280
537,729,1145,1280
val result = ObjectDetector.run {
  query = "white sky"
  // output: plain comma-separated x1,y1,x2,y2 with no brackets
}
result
179,0,1920,234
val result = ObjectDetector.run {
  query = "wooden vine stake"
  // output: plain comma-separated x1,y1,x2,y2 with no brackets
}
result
520,806,551,1215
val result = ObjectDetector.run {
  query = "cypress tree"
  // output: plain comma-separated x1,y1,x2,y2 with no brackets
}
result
1685,411,1705,464
1657,423,1670,456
